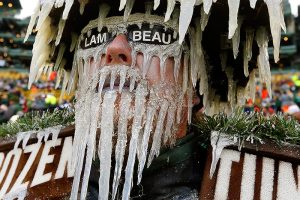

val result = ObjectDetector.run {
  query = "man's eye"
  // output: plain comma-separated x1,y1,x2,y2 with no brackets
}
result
127,24,177,45
80,29,111,49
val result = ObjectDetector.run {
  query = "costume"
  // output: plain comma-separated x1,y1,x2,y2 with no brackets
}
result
25,0,285,199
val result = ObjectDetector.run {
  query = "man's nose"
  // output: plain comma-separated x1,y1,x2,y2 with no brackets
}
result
105,34,132,66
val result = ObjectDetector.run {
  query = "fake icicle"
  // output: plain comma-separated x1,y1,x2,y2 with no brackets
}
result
54,44,66,69
36,0,55,31
112,93,132,200
164,0,176,22
70,33,78,52
243,28,254,77
119,68,127,93
119,0,127,11
228,0,240,39
62,0,74,19
163,103,176,144
79,0,89,14
24,2,40,42
55,0,64,8
55,19,66,46
123,0,136,22
154,0,160,10
264,0,286,63
201,5,211,31
232,17,243,59
203,0,213,14
147,100,169,167
98,4,111,32
122,82,147,200
210,131,236,178
178,0,196,44
98,91,117,200
250,0,257,9
182,53,189,94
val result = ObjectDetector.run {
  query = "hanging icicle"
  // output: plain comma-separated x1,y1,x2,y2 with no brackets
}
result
227,0,240,39
164,0,176,22
178,0,196,44
123,0,136,22
98,4,111,32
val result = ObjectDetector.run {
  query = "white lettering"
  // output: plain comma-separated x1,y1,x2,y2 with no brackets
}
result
152,32,162,43
143,31,151,41
11,143,41,192
97,33,106,44
277,161,300,199
133,31,142,41
214,149,240,200
240,153,256,200
260,158,275,200
55,137,74,179
90,35,96,45
31,139,61,187
0,149,22,198
85,38,90,48
162,33,171,44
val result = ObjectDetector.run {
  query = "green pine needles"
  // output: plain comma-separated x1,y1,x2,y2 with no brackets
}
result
193,108,300,146
0,109,75,138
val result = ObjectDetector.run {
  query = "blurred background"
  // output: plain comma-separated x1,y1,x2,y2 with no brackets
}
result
0,0,300,123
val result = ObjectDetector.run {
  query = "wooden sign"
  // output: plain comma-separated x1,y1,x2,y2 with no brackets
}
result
199,141,300,200
0,126,75,199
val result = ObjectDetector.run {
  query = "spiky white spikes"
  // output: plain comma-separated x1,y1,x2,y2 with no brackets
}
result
119,67,127,93
164,0,176,22
54,44,66,70
55,68,63,89
62,0,74,19
143,53,152,79
60,70,70,100
24,2,40,42
55,19,66,46
228,0,240,39
110,68,117,90
178,0,196,44
112,93,132,200
203,0,212,14
119,0,127,11
129,73,136,92
123,0,135,22
79,0,89,15
201,5,211,31
98,4,111,32
98,68,109,96
243,44,249,77
264,0,286,63
250,0,257,8
98,91,117,200
70,33,78,52
36,0,55,31
154,0,160,10
55,0,64,8
147,100,169,167
232,17,243,59
122,82,147,200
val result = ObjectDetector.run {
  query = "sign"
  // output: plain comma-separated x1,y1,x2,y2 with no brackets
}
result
0,126,75,199
199,142,300,200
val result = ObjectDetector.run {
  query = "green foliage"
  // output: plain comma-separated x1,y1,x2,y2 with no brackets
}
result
192,108,300,146
0,109,75,138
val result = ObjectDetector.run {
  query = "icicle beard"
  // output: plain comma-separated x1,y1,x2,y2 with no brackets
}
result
71,63,188,200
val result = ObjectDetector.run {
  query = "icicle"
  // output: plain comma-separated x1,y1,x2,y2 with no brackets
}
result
203,0,212,14
250,0,257,8
98,4,111,32
62,0,74,19
145,1,153,16
163,103,176,144
187,87,193,124
55,68,63,89
55,0,64,8
243,28,255,77
164,0,176,22
60,70,70,100
129,73,136,92
232,17,243,59
55,19,66,46
147,100,169,167
201,5,211,31
174,56,181,83
122,82,147,200
98,68,109,96
142,53,152,79
227,0,240,39
79,0,89,14
178,0,196,43
119,67,127,93
137,103,157,184
54,44,66,69
112,93,132,200
36,0,55,31
98,91,117,200
264,0,286,62
154,0,160,10
24,2,40,42
248,69,256,101
210,131,236,178
70,32,78,52
243,44,249,77
123,0,136,22
182,53,189,94
110,68,117,90
119,0,127,11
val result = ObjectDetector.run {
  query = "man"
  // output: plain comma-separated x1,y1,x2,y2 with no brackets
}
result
26,0,285,199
